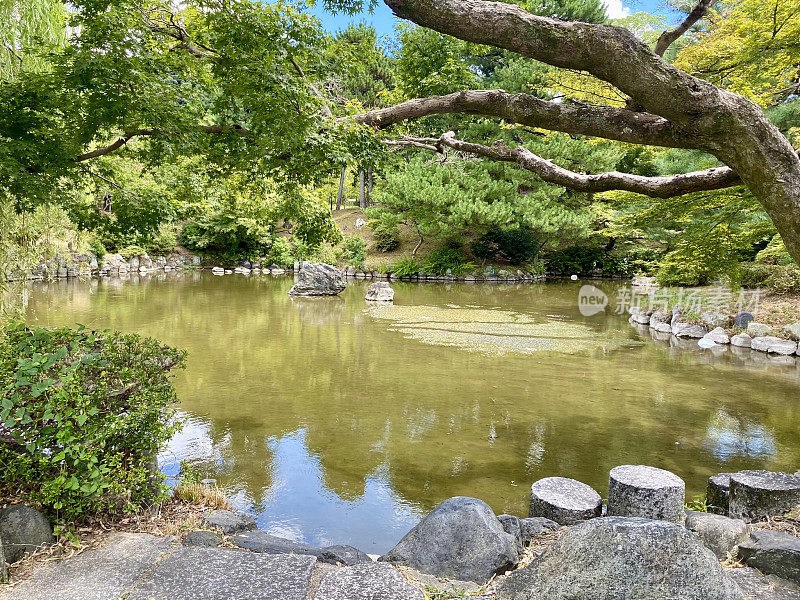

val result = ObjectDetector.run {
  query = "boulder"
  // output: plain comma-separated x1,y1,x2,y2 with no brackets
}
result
0,505,55,563
314,562,424,600
288,262,346,296
232,531,316,556
747,322,771,338
738,530,800,585
365,281,394,302
728,470,800,522
318,545,373,566
684,510,750,558
529,477,602,526
704,327,731,345
731,333,753,348
651,321,673,333
707,473,734,514
1,537,6,581
380,497,518,582
649,311,669,326
734,312,755,329
183,530,222,547
632,311,651,325
520,517,559,542
728,566,800,600
201,510,256,535
673,322,708,338
750,336,798,355
495,517,743,600
784,322,800,341
498,515,523,552
702,312,730,328
607,465,685,523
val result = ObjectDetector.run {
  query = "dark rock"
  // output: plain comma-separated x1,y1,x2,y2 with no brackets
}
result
735,312,755,329
318,545,373,566
684,510,750,558
738,530,800,585
708,473,733,514
1,537,6,581
0,505,55,563
728,566,800,600
529,477,602,526
495,517,743,600
288,262,346,296
519,518,559,546
201,510,256,535
498,515,523,552
313,562,423,600
728,471,800,522
182,531,222,547
380,496,519,583
607,465,685,523
231,531,317,556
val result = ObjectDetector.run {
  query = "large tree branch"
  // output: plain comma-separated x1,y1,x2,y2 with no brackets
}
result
355,90,691,149
654,0,714,57
73,125,253,163
398,131,745,198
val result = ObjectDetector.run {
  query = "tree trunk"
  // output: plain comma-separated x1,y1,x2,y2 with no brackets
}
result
336,167,345,211
359,170,366,209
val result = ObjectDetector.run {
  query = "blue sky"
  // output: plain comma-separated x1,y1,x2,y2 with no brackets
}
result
309,0,683,39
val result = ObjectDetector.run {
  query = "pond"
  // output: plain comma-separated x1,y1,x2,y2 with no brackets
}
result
24,272,800,554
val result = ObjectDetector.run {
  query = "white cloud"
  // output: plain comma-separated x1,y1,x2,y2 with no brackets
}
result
602,0,631,19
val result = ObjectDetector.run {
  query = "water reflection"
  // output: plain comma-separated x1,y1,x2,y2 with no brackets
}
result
24,273,800,552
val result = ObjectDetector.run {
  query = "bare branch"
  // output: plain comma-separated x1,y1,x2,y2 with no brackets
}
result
655,0,715,57
354,90,690,149
403,131,745,198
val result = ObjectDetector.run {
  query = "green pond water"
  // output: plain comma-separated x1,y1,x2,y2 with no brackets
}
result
24,272,800,553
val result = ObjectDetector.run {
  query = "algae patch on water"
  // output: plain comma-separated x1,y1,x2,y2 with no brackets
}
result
366,305,635,356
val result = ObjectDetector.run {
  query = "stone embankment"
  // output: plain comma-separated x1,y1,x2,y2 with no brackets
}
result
3,465,799,599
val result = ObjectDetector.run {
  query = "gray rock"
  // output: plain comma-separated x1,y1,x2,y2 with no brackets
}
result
498,515,523,552
380,496,518,583
729,471,800,522
289,262,347,296
747,322,772,338
201,510,256,535
708,473,734,514
702,312,730,328
231,530,316,556
704,327,731,345
314,562,423,600
519,517,559,545
182,531,222,547
1,537,6,582
684,510,750,558
673,322,709,338
607,465,685,523
495,517,743,600
318,545,373,566
731,333,753,348
750,336,798,355
738,530,800,585
0,505,55,563
632,311,651,325
0,532,173,600
728,566,800,600
127,547,316,600
649,311,669,326
735,311,755,329
529,477,602,526
784,322,800,341
365,281,394,302
651,321,673,333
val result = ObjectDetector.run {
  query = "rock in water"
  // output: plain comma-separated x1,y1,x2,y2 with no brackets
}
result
380,497,519,582
607,465,685,523
288,262,346,296
684,511,750,559
314,562,424,600
495,517,744,600
738,530,800,585
529,477,602,526
365,281,394,302
0,505,55,563
728,470,800,522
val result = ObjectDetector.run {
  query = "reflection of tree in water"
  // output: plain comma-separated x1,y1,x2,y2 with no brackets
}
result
704,409,776,460
24,275,800,527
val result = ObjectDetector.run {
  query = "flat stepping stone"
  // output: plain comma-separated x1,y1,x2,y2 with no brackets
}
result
738,530,800,585
684,510,750,559
0,533,174,600
314,562,423,600
529,477,602,525
201,510,256,535
728,470,800,522
607,465,685,523
183,531,222,547
127,547,316,600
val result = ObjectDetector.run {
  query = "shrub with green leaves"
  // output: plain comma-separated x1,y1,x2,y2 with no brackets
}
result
422,248,476,276
342,236,367,268
0,324,185,523
391,257,420,278
369,220,400,253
